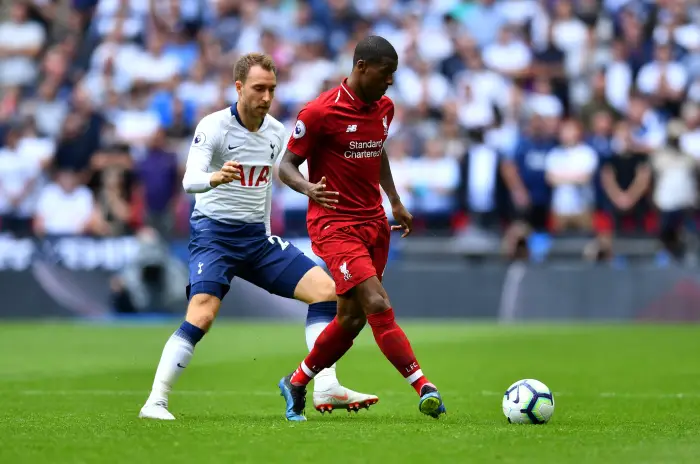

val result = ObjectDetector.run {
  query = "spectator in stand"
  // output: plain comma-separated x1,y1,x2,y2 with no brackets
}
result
548,0,591,87
54,86,105,172
626,93,667,155
0,1,46,88
0,125,41,237
413,137,460,228
482,24,532,81
458,128,501,231
395,59,452,112
91,163,137,237
531,23,567,114
458,0,506,48
545,119,598,233
440,35,478,82
600,121,651,237
651,123,698,262
136,128,180,238
618,8,652,77
604,40,633,115
34,169,95,237
16,116,55,170
526,77,564,120
382,136,414,223
503,116,558,233
587,110,616,162
580,70,618,131
501,115,558,258
19,77,68,139
637,42,689,118
679,102,700,159
177,60,219,112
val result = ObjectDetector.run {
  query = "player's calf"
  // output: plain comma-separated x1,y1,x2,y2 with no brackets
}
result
354,277,439,398
295,266,367,389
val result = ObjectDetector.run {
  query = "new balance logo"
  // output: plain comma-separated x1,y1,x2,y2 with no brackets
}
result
339,262,352,281
346,125,357,133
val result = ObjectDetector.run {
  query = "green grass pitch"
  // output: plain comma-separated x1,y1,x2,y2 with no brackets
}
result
1,322,699,463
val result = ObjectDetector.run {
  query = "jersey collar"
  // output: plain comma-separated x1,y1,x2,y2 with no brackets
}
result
230,103,266,132
340,78,377,111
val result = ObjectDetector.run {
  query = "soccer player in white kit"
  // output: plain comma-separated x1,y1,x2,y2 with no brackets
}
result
139,53,377,421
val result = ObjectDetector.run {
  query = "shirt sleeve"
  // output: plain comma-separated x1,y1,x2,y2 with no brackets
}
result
286,103,325,159
182,116,222,194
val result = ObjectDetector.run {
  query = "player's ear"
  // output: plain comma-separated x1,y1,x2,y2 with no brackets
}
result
235,80,244,94
355,60,367,73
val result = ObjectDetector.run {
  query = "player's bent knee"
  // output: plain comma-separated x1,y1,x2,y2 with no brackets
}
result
337,311,366,334
312,276,336,302
362,293,391,315
294,266,337,304
186,293,222,331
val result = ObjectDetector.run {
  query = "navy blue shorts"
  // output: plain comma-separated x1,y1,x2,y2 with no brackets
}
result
186,216,316,301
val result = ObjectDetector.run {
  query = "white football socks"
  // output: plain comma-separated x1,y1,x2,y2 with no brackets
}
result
305,321,340,391
147,332,195,404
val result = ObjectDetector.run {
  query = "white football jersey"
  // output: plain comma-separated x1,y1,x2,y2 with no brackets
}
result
182,106,287,235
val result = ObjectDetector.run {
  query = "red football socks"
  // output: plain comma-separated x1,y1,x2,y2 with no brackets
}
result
290,317,356,386
367,308,431,395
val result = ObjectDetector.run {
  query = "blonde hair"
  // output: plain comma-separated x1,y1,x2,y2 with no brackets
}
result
233,53,277,83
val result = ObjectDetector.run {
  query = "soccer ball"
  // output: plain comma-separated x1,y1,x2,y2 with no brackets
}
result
502,379,555,424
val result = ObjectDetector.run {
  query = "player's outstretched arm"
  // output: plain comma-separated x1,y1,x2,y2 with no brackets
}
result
279,149,339,209
380,148,412,237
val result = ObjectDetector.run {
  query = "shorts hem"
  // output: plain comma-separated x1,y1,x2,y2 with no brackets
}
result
336,272,377,296
186,281,229,301
269,253,317,299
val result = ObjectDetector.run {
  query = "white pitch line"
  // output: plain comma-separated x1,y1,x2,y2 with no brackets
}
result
6,390,700,399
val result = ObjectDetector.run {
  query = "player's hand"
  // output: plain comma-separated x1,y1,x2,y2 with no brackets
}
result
211,161,242,187
306,176,339,210
391,203,413,238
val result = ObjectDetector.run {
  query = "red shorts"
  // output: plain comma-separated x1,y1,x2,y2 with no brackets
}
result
311,219,391,295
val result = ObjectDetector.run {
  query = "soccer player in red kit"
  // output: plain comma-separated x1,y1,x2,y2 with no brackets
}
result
277,36,446,421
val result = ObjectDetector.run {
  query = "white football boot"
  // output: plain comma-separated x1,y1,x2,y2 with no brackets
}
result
313,384,379,414
139,399,176,420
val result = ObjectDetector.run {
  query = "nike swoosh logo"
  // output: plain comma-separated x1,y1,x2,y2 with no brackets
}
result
330,393,349,401
228,145,240,150
177,363,186,369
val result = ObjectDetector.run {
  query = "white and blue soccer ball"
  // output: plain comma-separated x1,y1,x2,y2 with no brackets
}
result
502,379,555,424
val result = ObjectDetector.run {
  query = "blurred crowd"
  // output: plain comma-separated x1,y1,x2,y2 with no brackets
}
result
2,0,700,261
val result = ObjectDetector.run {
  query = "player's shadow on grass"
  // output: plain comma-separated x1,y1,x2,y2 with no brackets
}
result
180,411,448,424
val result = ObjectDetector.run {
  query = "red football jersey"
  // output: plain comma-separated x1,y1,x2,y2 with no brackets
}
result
287,79,394,237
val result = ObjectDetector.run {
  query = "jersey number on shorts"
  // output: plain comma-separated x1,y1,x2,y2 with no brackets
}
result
238,166,270,187
268,235,290,250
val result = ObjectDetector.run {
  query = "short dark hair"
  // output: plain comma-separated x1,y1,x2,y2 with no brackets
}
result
233,53,277,83
353,36,398,66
